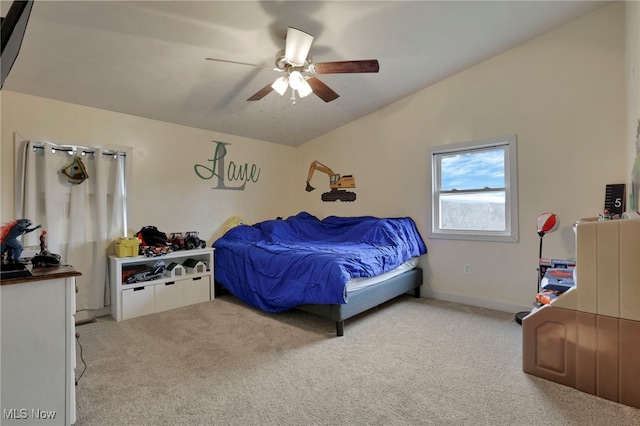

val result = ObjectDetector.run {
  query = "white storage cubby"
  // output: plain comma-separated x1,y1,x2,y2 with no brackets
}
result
109,247,214,321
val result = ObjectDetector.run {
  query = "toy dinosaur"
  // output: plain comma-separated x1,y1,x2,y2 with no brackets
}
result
1,219,41,263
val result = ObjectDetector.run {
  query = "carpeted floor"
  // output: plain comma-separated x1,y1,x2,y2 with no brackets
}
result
74,295,640,425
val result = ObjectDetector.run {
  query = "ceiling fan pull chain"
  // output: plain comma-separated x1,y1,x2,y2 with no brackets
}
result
290,89,297,105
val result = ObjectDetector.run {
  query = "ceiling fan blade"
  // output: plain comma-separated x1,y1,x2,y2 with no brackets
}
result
307,77,339,103
247,83,274,101
206,57,277,71
285,27,314,66
312,60,380,74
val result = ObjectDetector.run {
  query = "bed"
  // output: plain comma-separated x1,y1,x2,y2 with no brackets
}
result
213,212,427,336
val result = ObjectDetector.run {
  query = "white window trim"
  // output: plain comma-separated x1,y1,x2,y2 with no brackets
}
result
428,135,519,243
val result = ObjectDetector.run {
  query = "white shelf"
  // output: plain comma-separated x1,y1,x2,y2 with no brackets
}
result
109,247,214,321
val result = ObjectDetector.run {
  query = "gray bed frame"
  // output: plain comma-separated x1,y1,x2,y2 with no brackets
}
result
296,268,423,336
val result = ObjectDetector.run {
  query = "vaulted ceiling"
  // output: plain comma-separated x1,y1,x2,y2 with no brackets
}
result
2,1,609,146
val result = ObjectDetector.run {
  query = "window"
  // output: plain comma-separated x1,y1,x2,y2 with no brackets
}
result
428,135,518,242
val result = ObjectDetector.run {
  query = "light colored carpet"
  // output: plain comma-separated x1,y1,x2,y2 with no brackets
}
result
74,295,640,425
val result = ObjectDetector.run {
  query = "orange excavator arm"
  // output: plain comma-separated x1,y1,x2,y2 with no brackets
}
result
306,160,336,192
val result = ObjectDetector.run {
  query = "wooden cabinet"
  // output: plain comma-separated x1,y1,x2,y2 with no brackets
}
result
109,248,214,321
1,266,80,425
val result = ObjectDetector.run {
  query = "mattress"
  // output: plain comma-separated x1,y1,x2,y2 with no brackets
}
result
346,257,419,293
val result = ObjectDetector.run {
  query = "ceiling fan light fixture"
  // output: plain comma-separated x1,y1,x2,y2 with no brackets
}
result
288,71,305,90
210,26,379,103
271,76,288,96
297,80,313,98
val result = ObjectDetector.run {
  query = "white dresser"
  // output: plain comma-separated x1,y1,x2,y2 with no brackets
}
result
1,266,80,425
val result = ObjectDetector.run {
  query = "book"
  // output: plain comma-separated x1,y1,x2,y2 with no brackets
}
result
541,267,575,292
539,258,576,284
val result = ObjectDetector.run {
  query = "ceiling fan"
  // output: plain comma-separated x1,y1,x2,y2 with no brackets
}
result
206,27,379,104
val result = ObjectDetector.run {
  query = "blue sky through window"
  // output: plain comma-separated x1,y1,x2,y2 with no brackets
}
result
441,148,505,191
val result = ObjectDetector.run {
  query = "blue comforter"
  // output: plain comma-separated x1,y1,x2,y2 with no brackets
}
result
213,212,427,312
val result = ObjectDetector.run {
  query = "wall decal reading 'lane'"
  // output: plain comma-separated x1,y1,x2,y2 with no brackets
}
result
194,141,261,190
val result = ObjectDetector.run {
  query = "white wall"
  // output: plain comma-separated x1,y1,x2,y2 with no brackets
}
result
0,91,298,244
295,3,627,312
627,1,640,191
1,3,631,315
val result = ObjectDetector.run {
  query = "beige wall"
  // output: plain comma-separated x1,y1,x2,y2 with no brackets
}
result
295,3,627,311
627,1,640,187
1,3,630,313
0,92,298,244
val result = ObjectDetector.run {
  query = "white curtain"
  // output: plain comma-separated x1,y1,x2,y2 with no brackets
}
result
20,140,126,311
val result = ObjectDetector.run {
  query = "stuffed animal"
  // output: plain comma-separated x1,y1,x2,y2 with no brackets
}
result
224,216,247,232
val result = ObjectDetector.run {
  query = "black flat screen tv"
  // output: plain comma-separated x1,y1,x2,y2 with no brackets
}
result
1,1,34,89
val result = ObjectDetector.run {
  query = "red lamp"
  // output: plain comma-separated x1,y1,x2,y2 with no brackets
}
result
515,212,559,325
537,212,559,236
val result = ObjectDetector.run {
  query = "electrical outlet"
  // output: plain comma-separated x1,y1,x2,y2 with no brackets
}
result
463,263,471,275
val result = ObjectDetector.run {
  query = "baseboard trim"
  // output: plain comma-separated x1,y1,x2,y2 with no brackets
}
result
421,289,531,314
75,307,110,324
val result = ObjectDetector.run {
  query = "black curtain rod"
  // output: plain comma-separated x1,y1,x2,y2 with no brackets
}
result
31,143,127,157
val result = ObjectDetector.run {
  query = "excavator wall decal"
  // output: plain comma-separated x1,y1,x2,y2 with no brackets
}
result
305,160,356,202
